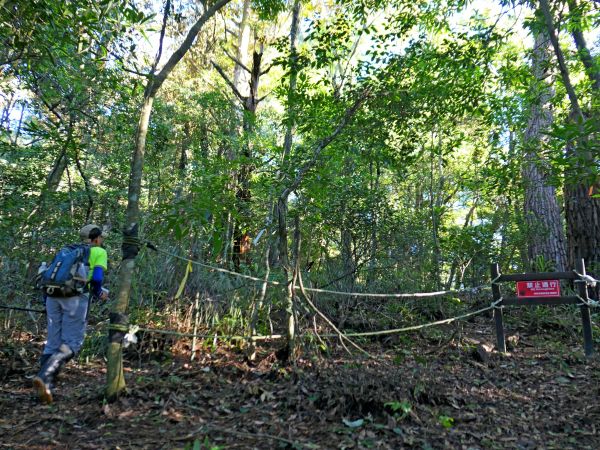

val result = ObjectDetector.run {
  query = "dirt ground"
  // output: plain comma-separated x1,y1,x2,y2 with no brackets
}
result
1,314,599,449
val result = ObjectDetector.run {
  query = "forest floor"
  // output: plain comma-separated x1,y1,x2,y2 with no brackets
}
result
1,313,600,450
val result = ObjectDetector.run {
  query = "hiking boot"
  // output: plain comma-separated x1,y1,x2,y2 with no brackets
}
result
32,344,74,404
39,353,51,369
32,375,53,404
33,353,55,402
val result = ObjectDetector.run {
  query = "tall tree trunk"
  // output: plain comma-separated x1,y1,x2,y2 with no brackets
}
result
105,94,154,399
278,0,301,355
229,0,251,267
522,29,567,271
538,0,600,270
106,0,231,401
339,156,357,293
213,45,263,269
233,0,251,95
174,122,191,201
233,49,263,268
274,77,369,359
269,0,301,268
429,144,442,289
367,160,380,286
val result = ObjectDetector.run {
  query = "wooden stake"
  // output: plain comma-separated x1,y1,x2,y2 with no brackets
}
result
491,263,506,353
575,259,594,357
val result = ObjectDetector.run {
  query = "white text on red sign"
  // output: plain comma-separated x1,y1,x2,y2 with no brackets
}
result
516,280,561,298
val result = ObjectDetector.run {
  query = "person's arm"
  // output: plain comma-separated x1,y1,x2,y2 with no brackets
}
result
90,266,104,298
88,247,108,299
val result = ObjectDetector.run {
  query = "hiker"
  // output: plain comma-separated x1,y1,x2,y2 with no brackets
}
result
33,224,109,404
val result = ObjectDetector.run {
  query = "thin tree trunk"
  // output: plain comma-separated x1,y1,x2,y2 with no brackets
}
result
278,0,301,354
233,0,251,95
219,2,250,267
269,0,301,268
12,101,25,145
445,200,477,289
367,160,380,286
25,117,74,225
281,0,300,168
106,0,231,401
287,215,301,357
106,94,154,399
213,45,263,270
174,122,191,200
274,64,370,360
339,156,356,294
567,0,600,91
248,245,270,360
429,144,442,289
46,150,69,192
538,0,584,122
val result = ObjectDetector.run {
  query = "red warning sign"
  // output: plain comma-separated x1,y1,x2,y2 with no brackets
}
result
516,280,560,298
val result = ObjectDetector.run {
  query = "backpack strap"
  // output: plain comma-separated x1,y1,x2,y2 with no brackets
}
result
81,244,91,266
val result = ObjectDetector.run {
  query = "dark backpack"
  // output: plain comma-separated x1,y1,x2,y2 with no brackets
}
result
40,244,91,297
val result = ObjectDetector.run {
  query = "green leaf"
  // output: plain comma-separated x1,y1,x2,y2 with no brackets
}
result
438,415,454,429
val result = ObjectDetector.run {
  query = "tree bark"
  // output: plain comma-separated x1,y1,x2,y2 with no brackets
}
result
564,184,600,268
522,29,567,271
538,0,600,270
46,150,69,193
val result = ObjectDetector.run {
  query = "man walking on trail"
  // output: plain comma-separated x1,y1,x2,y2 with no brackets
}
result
33,224,109,404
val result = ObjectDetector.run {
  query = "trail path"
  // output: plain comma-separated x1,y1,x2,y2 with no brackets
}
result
1,316,599,449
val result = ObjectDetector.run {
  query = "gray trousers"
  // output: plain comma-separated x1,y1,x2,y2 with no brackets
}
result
43,294,89,355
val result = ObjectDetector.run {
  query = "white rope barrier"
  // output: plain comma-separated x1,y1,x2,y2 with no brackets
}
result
573,271,599,287
576,295,600,308
155,248,490,299
323,299,503,338
109,299,501,341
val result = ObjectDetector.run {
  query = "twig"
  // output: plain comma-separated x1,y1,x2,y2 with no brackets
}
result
74,148,94,221
297,269,373,358
423,327,459,355
150,0,172,76
313,315,327,349
222,47,251,74
212,60,246,102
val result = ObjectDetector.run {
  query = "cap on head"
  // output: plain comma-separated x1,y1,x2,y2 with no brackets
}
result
79,224,104,241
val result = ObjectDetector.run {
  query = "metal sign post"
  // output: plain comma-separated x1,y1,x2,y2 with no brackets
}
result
490,260,594,357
